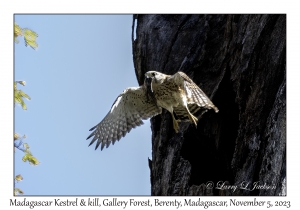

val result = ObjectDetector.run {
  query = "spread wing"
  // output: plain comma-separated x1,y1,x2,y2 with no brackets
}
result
87,86,162,150
173,72,219,119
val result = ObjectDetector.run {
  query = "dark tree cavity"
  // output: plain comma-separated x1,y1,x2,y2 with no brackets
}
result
132,14,286,196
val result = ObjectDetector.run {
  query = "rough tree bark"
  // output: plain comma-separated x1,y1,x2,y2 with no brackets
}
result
132,14,286,196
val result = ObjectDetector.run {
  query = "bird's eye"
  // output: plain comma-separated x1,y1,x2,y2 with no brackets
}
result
152,73,155,77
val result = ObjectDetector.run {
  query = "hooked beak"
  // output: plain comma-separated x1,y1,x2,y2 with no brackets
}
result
145,76,153,91
144,76,155,103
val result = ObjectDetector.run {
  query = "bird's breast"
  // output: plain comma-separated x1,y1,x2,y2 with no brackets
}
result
153,82,180,109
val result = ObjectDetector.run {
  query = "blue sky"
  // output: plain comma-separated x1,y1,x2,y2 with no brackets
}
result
14,15,153,195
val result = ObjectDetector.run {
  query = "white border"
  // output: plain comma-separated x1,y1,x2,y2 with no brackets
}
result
1,0,299,209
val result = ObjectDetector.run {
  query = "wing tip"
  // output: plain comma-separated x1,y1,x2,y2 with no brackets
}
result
101,143,105,151
95,142,101,150
89,125,97,131
86,133,94,140
214,107,219,113
88,139,95,147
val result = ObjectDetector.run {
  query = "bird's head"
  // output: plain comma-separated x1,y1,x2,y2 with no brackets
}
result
145,71,168,85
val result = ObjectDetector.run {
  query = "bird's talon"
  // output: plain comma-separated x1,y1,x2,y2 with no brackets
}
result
173,120,180,133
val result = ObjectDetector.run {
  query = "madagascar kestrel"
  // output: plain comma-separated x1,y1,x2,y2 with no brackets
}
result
87,71,218,150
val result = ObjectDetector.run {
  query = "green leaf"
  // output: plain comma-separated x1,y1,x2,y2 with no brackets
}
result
14,188,24,195
14,94,22,104
22,153,29,162
22,153,40,165
14,23,38,49
14,82,30,110
15,174,23,181
16,81,26,86
14,23,22,43
23,28,38,49
29,156,40,165
19,90,31,100
20,99,27,110
14,133,20,140
23,143,30,150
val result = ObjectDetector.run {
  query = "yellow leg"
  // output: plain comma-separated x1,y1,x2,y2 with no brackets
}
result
188,113,198,127
171,113,180,133
184,106,198,127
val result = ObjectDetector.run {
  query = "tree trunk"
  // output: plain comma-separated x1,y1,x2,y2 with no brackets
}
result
132,14,286,196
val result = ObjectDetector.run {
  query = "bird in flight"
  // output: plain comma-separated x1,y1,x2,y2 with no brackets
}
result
87,71,218,150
